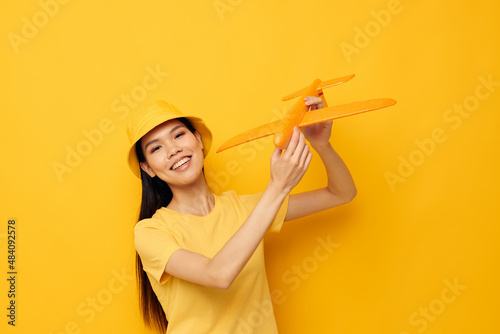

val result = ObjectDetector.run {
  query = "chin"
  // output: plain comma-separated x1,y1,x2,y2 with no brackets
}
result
166,164,205,186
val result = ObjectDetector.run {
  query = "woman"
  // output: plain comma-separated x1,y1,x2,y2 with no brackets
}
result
127,99,356,333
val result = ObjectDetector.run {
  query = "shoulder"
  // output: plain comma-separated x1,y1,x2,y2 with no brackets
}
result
133,210,176,237
134,217,165,240
134,212,164,230
133,215,179,252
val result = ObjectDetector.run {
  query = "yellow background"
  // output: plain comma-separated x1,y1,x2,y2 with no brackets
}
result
1,0,499,333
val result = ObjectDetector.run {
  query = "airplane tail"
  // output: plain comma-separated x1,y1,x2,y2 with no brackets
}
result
281,74,355,101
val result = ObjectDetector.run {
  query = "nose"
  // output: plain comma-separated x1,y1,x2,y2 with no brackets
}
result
167,143,182,159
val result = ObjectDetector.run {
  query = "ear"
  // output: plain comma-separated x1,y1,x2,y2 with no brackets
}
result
194,131,203,150
140,161,157,178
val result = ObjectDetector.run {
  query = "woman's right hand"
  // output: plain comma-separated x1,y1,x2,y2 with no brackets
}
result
269,126,312,194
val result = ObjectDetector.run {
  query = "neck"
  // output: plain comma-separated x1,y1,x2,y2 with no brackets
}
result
167,175,215,216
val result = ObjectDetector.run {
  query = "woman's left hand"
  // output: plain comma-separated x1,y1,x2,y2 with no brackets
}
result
301,96,332,149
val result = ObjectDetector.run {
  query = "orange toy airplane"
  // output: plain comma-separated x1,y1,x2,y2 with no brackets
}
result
216,74,396,153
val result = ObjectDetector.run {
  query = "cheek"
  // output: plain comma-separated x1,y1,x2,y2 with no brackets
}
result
189,138,203,152
147,154,166,171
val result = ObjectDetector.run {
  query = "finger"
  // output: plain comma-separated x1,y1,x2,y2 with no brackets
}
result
271,147,283,162
310,102,323,111
296,151,313,180
304,151,313,170
305,96,324,111
282,126,300,159
304,96,323,106
293,129,307,162
288,128,306,163
298,142,310,168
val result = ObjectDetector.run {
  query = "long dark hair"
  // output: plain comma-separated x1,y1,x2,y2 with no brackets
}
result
135,117,197,333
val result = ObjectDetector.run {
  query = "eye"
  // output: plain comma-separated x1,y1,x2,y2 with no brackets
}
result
175,131,185,139
150,145,161,153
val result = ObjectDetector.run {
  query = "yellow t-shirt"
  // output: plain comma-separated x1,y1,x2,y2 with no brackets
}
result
134,190,290,334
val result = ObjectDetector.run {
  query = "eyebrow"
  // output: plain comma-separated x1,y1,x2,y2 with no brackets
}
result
144,125,185,151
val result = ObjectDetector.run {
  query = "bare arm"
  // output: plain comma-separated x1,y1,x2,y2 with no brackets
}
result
165,127,312,289
285,96,357,222
285,143,356,221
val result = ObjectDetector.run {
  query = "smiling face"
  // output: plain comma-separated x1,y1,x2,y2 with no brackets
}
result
139,119,205,187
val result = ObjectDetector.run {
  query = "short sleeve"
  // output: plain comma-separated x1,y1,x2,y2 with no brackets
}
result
134,220,181,284
239,192,290,233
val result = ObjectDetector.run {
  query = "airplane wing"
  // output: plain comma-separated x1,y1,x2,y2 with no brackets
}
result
281,74,355,101
216,98,396,153
299,98,397,127
216,119,283,153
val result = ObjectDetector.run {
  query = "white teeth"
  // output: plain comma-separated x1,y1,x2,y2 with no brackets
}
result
172,157,191,170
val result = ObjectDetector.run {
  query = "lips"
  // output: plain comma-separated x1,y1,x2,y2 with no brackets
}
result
171,156,192,170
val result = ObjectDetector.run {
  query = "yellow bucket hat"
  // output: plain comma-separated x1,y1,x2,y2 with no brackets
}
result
127,100,212,178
